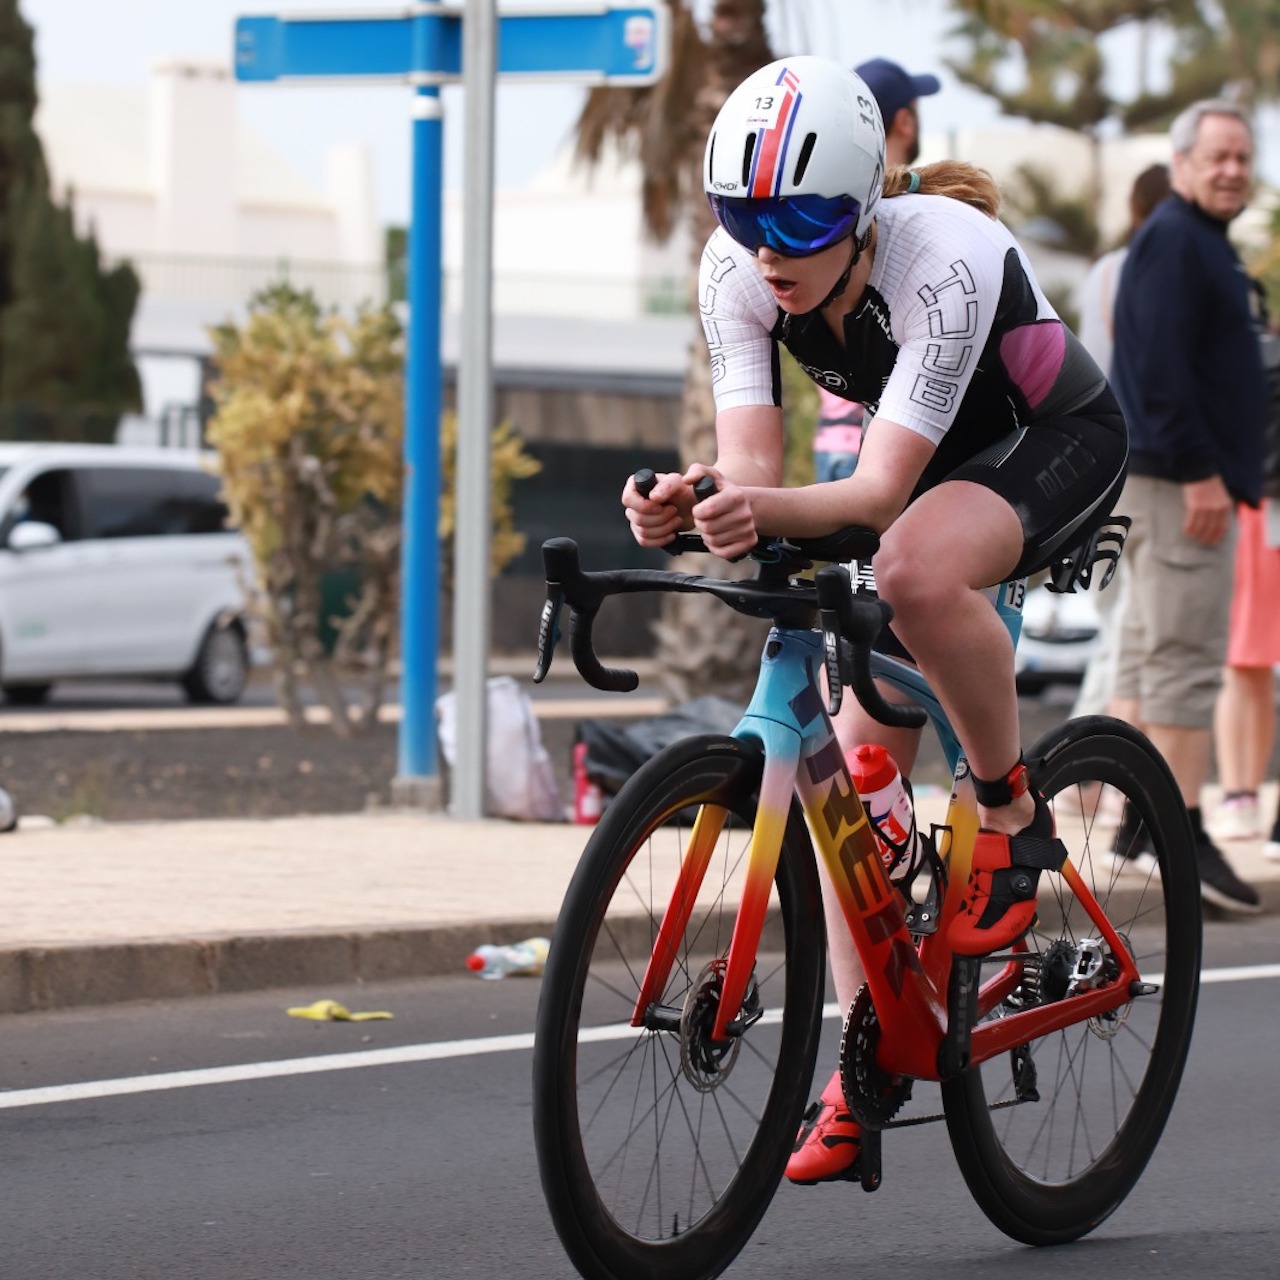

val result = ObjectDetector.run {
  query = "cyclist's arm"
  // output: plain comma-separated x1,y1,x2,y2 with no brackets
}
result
693,414,934,558
713,404,785,486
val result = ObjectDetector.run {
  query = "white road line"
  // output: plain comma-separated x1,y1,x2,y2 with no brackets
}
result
2,961,1278,1112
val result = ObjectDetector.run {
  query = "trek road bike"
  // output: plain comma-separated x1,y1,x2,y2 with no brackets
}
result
530,478,1200,1280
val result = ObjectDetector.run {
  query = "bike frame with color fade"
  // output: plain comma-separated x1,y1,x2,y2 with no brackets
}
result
630,576,1145,1083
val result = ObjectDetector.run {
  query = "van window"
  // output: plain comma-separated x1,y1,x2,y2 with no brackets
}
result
77,467,232,539
7,468,78,541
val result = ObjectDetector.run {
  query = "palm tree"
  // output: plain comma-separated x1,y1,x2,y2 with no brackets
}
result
572,1,775,704
944,1,1280,248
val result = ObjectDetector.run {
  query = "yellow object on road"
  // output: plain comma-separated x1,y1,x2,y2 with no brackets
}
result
286,999,393,1022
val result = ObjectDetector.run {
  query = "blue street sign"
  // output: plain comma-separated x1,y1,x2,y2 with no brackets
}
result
236,4,667,84
235,2,668,809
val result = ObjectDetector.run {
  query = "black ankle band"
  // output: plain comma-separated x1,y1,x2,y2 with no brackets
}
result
971,756,1029,808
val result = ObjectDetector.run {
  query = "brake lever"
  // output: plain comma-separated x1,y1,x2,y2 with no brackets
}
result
536,537,641,692
532,585,564,684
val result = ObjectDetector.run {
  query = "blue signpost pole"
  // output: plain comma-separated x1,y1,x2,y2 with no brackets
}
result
234,2,668,812
396,79,445,801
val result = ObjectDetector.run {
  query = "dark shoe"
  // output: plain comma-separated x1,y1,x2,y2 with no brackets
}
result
1102,799,1159,878
1197,836,1262,914
949,794,1067,957
785,1069,861,1184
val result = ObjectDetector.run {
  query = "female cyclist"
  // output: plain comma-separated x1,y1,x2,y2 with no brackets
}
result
622,55,1128,1185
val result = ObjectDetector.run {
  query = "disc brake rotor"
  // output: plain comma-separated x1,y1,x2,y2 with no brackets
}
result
679,959,743,1091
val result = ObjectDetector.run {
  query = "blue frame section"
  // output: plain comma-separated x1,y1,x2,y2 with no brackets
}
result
726,577,1029,781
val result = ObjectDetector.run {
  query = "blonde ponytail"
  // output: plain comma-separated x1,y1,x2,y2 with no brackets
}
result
883,161,1001,220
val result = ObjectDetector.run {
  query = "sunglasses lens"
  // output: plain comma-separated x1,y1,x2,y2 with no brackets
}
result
709,194,858,257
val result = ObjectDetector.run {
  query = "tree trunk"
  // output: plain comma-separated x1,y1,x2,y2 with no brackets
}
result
652,0,772,708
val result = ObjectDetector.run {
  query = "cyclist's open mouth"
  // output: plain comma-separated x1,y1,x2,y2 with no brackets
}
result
764,275,797,301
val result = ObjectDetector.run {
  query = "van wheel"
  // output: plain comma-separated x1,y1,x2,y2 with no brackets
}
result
3,683,53,706
183,623,249,705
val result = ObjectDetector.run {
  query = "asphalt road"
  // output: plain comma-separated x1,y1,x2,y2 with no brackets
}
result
1,917,1277,1280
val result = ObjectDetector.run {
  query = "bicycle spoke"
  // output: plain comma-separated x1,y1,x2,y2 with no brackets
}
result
946,719,1199,1244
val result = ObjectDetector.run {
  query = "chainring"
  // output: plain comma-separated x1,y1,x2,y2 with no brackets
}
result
838,984,914,1128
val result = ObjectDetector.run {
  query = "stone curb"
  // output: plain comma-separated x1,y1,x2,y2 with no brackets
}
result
0,917,563,1016
4,870,1276,1015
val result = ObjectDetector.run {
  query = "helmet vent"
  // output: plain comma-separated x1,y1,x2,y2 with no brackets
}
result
792,133,817,185
741,134,756,187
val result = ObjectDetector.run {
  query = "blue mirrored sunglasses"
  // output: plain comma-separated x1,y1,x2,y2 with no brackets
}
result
708,193,860,258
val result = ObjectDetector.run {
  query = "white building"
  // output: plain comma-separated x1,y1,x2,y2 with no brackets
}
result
37,62,1267,439
442,139,690,320
36,59,384,442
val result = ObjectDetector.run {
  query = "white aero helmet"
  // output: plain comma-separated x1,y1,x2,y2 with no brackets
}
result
704,56,886,256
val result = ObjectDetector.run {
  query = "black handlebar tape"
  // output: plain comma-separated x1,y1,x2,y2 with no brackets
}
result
633,468,657,498
540,537,640,692
569,610,640,692
814,566,927,731
693,474,718,502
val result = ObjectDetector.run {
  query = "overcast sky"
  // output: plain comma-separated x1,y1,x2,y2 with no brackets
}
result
21,0,1280,227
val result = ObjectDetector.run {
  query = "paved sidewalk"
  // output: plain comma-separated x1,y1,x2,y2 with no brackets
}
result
0,811,593,1014
2,785,1278,1015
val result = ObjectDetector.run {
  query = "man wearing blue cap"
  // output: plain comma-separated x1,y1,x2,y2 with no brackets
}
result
855,57,941,166
813,58,942,486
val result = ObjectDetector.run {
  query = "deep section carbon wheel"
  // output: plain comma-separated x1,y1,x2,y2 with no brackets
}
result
533,735,825,1280
942,716,1201,1245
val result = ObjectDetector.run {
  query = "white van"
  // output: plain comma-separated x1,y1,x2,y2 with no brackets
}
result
0,443,254,705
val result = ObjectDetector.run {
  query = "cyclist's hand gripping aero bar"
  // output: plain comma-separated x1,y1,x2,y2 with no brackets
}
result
534,468,926,729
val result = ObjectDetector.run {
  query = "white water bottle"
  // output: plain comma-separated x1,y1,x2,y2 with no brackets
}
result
465,936,551,979
847,743,923,886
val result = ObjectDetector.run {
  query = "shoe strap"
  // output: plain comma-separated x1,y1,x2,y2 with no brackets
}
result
971,757,1030,807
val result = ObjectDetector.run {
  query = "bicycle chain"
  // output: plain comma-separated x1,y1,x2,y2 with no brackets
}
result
838,985,914,1128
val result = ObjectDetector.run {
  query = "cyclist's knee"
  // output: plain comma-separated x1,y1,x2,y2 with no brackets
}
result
873,543,943,621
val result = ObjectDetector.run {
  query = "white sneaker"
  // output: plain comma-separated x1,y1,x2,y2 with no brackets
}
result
1214,794,1260,841
1053,783,1126,828
1100,847,1160,879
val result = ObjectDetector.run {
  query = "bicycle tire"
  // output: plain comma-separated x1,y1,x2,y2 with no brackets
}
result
942,715,1201,1245
533,734,825,1280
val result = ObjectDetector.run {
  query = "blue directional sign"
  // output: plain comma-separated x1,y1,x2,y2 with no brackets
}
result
235,2,668,811
236,4,667,84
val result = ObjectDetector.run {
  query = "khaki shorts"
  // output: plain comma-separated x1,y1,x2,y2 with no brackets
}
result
1112,475,1236,727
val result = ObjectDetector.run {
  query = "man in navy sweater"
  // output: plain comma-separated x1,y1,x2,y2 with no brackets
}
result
1109,98,1266,913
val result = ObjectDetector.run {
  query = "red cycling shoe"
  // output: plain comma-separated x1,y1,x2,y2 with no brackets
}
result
949,791,1067,956
785,1069,862,1184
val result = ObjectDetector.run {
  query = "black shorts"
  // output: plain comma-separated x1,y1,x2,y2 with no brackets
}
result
946,385,1128,580
875,386,1128,664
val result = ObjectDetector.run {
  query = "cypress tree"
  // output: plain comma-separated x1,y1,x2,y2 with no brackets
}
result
0,0,141,442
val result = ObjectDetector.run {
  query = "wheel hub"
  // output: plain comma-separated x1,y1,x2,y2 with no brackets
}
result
679,960,744,1091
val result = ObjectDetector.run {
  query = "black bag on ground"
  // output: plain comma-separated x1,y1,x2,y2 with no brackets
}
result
575,696,746,797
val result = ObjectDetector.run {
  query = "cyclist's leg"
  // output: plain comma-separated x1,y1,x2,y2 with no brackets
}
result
875,403,1127,953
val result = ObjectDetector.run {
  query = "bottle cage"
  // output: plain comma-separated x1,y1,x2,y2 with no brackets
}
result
1044,517,1131,595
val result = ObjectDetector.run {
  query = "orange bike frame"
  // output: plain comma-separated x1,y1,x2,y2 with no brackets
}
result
629,624,1143,1081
